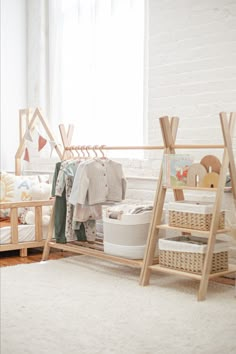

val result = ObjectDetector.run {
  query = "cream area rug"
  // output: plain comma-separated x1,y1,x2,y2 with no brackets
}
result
1,255,236,354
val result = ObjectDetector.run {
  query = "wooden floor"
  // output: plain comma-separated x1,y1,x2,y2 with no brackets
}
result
0,248,235,287
0,248,75,267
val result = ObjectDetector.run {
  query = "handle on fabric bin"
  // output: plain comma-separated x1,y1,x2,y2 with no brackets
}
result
106,210,123,220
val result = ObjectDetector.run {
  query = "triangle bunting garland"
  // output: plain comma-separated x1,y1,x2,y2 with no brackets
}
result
49,140,57,157
23,147,30,162
24,128,33,142
38,134,47,151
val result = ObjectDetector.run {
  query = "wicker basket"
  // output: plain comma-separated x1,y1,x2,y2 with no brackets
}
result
159,236,229,274
168,201,225,231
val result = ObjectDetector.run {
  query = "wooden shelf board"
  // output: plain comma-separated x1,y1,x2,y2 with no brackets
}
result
149,264,202,279
157,224,230,236
162,186,232,192
149,264,236,280
47,241,144,267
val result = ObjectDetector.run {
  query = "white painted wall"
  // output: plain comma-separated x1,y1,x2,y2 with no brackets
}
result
27,0,48,116
0,0,27,172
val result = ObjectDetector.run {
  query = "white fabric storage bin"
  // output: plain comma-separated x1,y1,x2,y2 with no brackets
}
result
104,242,158,259
103,210,152,246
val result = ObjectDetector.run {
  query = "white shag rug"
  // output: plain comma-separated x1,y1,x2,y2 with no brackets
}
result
1,255,236,354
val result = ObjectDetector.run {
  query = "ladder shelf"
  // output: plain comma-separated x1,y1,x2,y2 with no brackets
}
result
139,113,236,301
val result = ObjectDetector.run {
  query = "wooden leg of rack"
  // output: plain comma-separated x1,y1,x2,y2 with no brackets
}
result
198,147,229,300
42,243,51,261
197,231,217,301
139,186,166,286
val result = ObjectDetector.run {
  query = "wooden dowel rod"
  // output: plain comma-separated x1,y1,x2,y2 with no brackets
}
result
174,144,224,149
64,144,225,151
65,145,163,150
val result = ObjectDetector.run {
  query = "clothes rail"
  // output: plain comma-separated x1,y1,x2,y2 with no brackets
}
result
64,145,163,150
64,144,225,151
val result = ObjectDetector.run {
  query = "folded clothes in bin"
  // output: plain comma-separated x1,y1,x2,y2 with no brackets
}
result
106,204,153,219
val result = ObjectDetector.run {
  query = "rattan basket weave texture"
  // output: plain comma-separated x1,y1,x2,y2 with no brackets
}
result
159,249,228,274
168,210,225,231
168,201,225,231
159,236,229,274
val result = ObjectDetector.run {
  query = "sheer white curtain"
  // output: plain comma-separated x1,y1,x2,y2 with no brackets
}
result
48,0,145,151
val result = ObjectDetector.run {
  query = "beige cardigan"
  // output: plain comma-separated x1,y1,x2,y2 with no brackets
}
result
69,158,127,206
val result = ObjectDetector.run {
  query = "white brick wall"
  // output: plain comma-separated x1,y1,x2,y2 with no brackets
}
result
124,0,236,260
147,0,236,155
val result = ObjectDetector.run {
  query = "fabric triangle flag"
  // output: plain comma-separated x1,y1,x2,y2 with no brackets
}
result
24,128,33,142
23,147,30,162
49,140,56,157
38,134,47,151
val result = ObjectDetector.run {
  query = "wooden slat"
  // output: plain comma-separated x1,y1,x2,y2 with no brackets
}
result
0,200,54,209
10,208,19,244
0,241,45,252
34,206,42,242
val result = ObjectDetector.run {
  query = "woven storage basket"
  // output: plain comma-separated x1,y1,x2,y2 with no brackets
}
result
159,236,229,274
168,201,225,231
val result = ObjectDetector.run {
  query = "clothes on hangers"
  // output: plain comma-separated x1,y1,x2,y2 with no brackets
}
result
51,156,127,243
69,158,127,206
51,161,67,243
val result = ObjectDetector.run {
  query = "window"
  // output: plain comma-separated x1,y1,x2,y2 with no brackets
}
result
49,0,145,156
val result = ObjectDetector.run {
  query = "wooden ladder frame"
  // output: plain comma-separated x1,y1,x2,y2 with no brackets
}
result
139,113,236,301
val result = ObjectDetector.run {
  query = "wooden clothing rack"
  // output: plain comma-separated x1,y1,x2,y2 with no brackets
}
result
42,113,236,300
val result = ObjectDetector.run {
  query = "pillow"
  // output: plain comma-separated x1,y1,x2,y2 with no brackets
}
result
0,171,15,217
0,171,15,202
14,175,40,202
0,172,51,217
31,182,51,200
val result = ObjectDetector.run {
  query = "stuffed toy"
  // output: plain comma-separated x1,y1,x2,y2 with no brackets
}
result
20,182,52,226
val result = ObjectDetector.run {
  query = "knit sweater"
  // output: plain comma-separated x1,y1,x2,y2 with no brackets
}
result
69,158,127,206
